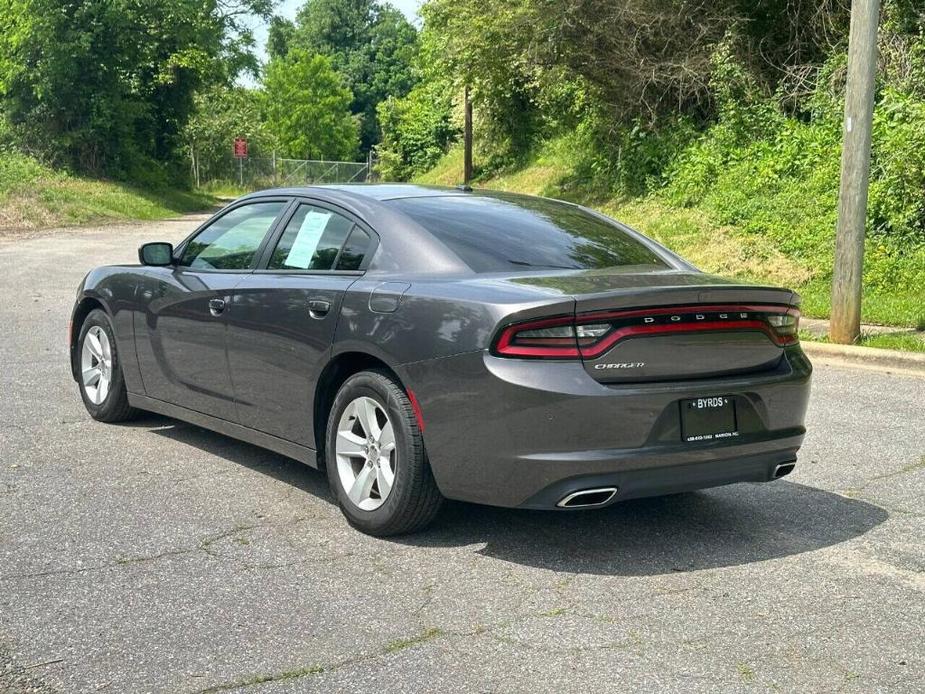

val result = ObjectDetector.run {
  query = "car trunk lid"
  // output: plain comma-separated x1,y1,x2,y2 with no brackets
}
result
506,269,798,383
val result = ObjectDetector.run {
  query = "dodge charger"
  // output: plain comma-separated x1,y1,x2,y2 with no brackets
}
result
69,185,812,535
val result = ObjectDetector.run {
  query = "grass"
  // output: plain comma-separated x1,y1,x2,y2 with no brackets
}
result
800,329,925,352
737,662,757,684
198,665,325,693
198,626,444,693
859,333,925,352
383,627,443,653
416,143,925,332
414,147,465,187
196,179,250,199
0,151,215,231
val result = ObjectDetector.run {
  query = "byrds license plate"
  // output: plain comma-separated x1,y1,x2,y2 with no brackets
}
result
680,396,738,442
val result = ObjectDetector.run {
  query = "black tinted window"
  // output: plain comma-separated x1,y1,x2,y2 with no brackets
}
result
336,228,371,270
268,204,354,270
387,194,667,273
180,202,285,270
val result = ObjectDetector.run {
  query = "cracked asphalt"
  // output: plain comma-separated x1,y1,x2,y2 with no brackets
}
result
1,217,923,693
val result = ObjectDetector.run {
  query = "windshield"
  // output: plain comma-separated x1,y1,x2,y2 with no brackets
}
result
386,193,669,273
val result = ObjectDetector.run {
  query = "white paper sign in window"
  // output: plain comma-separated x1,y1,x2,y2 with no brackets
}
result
285,210,332,268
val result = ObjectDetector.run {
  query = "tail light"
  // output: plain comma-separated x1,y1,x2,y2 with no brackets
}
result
493,305,800,359
767,313,799,342
493,316,580,358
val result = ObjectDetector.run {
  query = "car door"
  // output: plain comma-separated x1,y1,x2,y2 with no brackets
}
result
135,199,290,420
226,200,377,446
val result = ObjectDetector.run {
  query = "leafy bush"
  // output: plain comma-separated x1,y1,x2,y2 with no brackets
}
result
376,78,458,181
533,114,697,201
405,1,925,327
869,89,925,240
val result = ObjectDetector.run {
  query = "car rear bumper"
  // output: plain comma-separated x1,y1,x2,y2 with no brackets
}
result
516,443,800,509
402,346,811,509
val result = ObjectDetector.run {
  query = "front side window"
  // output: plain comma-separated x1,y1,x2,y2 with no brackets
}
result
180,202,285,270
268,204,356,271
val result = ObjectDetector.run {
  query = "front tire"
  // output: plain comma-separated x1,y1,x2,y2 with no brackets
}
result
326,370,443,536
76,309,137,423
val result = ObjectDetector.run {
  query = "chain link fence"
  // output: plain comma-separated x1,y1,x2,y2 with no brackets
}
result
194,154,374,191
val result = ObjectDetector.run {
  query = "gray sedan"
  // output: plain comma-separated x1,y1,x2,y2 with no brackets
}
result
69,185,811,535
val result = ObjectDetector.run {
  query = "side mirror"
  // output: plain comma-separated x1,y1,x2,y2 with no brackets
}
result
138,242,174,267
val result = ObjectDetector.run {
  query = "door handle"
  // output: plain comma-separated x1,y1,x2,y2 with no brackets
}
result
308,299,331,319
209,298,226,316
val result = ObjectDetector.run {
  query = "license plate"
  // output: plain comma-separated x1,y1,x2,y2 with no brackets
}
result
680,396,738,442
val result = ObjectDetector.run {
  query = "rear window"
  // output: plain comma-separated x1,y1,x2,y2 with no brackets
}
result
386,194,668,272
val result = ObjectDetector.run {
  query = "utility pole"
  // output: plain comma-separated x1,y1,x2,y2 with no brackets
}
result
830,0,880,344
463,86,473,186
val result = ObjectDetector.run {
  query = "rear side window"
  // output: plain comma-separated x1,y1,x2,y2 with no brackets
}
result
268,204,355,270
386,194,668,273
336,228,371,270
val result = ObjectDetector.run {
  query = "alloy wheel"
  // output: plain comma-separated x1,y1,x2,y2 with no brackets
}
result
335,396,397,511
80,325,113,405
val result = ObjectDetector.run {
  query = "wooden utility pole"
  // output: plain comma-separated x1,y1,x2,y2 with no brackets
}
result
463,86,473,186
831,0,880,344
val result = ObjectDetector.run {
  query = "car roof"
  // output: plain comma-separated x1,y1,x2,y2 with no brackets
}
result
241,183,472,202
235,184,479,276
232,184,686,277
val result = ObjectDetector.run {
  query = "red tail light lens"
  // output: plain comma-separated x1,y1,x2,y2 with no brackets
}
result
493,305,800,359
493,316,579,358
767,313,800,344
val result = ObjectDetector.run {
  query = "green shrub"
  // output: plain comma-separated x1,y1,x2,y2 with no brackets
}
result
376,78,458,181
869,88,925,240
658,51,925,328
408,3,925,329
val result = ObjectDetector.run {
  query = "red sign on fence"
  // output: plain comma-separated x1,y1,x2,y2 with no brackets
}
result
233,138,248,158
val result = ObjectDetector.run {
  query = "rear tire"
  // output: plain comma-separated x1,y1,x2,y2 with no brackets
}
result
76,309,138,423
325,370,443,536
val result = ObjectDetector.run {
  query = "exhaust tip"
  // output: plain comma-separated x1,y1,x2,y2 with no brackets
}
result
557,487,618,508
774,462,796,479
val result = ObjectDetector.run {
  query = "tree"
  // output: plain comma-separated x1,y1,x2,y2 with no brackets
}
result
0,0,272,178
376,78,459,180
410,0,857,167
267,16,296,59
262,50,359,160
183,86,274,186
272,0,418,149
417,0,543,165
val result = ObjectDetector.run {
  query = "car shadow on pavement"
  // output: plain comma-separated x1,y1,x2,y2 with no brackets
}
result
413,487,888,576
140,415,888,578
134,414,334,492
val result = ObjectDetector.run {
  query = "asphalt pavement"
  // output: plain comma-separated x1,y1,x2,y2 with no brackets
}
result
0,218,922,693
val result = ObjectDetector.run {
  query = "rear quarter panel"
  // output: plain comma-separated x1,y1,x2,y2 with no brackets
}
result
333,276,575,366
